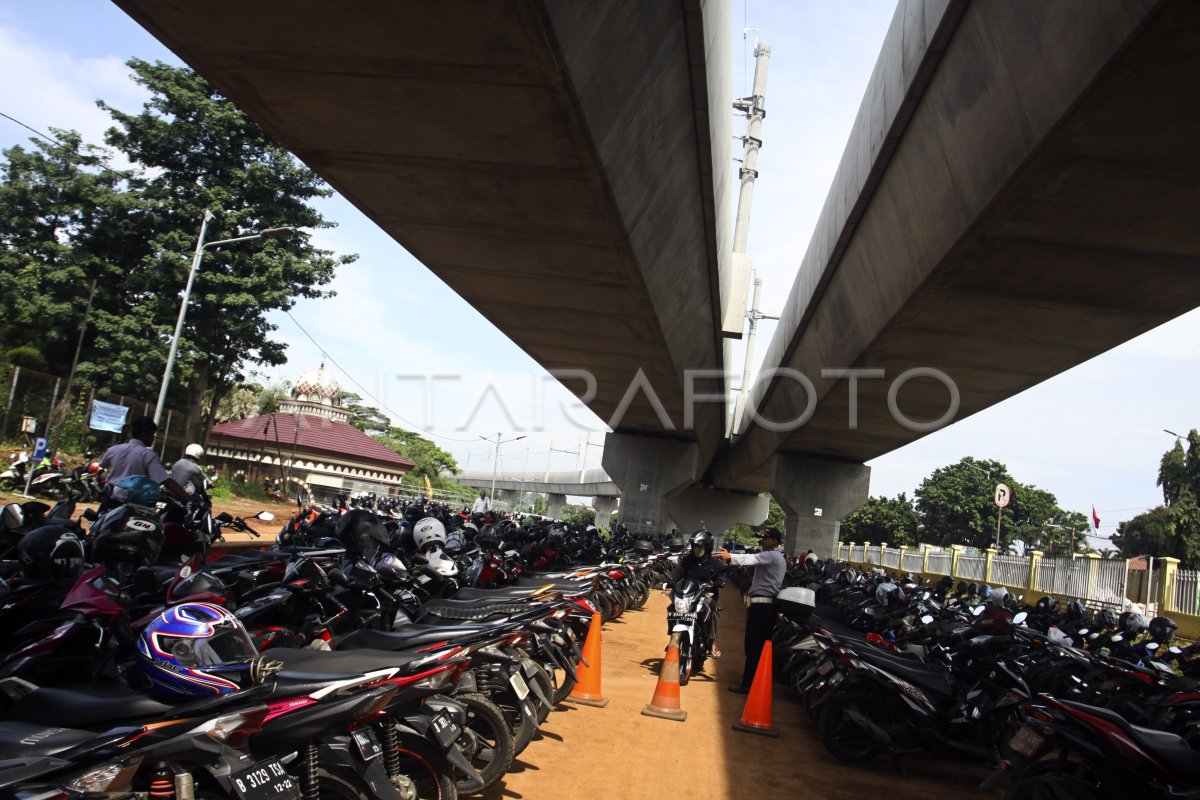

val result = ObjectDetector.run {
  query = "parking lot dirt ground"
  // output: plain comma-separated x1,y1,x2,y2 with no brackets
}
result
485,591,994,800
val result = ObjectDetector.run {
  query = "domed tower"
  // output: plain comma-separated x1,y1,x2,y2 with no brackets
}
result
279,364,350,423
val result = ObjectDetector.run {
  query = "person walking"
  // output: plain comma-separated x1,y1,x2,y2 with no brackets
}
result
98,415,189,507
472,490,489,514
715,527,786,693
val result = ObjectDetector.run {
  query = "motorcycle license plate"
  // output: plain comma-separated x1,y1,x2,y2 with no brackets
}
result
352,727,383,761
510,672,531,701
1009,725,1044,758
430,709,461,750
816,659,834,677
668,612,695,623
229,758,297,800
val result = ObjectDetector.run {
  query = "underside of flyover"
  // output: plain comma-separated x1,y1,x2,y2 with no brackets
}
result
115,0,733,471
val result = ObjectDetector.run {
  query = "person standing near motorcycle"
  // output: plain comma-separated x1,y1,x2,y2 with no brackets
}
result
715,527,786,693
670,529,726,658
98,415,189,508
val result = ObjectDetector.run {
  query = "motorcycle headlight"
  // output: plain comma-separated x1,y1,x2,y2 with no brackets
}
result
673,597,690,614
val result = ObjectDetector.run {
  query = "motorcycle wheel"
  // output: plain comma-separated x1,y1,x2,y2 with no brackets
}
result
631,580,650,609
818,690,884,764
678,632,692,686
455,692,515,792
547,658,577,705
1006,772,1101,800
393,740,460,800
314,766,378,800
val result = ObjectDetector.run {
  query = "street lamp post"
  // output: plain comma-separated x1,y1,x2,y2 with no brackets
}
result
153,210,294,424
481,432,525,506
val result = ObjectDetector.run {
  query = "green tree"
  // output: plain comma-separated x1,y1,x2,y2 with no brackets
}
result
84,59,355,436
560,504,595,526
915,457,1016,550
1112,429,1200,569
373,427,461,481
840,493,919,546
726,497,786,546
340,392,390,436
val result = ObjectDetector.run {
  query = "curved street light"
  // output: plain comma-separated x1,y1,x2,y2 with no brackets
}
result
154,210,295,423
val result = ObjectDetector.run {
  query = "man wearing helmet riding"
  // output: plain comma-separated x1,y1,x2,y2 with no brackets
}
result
170,443,208,497
671,529,726,657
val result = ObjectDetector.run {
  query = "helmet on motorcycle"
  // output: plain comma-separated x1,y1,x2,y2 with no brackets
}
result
990,586,1010,608
17,524,85,579
875,582,904,607
1035,595,1058,613
137,603,266,699
979,584,992,600
109,475,162,507
184,443,204,459
477,524,501,549
445,528,466,554
689,530,714,558
1148,615,1178,643
668,534,686,554
89,506,164,567
966,582,979,597
1119,611,1147,636
956,581,968,594
633,539,655,557
413,517,448,552
336,509,390,560
1065,600,1085,621
1095,608,1118,630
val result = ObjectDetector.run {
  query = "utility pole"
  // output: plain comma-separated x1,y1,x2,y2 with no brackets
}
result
727,39,774,437
481,432,524,505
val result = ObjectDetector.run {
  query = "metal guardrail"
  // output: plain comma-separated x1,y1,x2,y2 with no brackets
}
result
991,554,1029,589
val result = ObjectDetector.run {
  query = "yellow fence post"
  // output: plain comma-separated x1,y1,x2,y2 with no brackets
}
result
898,546,908,576
848,542,857,564
1158,557,1180,613
922,544,932,580
985,548,997,583
950,544,964,579
878,542,888,568
1084,553,1100,601
862,542,870,565
1027,550,1043,593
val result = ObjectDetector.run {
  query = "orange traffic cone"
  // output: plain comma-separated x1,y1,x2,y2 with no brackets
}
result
732,640,778,737
568,612,608,707
641,633,687,721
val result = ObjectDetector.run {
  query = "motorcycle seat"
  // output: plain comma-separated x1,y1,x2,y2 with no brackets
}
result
6,685,174,729
0,721,96,757
850,646,956,699
453,586,559,601
417,597,533,623
1057,698,1200,784
337,625,492,652
269,647,429,681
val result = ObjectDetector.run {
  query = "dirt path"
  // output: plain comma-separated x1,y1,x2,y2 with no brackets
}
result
487,592,993,800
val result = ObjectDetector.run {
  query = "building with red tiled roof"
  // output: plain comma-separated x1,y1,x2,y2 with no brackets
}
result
208,366,413,497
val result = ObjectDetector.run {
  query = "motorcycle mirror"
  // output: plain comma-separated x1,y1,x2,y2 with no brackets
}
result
1078,629,1089,635
216,512,234,523
0,504,21,530
1089,632,1100,640
1111,634,1123,643
923,591,931,601
972,605,984,617
1013,611,1028,625
255,511,275,521
1146,641,1159,651
1169,646,1182,655
921,614,934,625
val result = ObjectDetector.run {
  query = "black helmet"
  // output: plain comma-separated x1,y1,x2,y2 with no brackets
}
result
89,506,164,567
1118,611,1147,637
1065,600,1085,621
1148,616,1178,643
336,509,389,560
1035,595,1058,613
668,534,686,554
18,524,85,579
956,580,968,594
477,524,501,549
1095,608,1118,630
689,530,713,557
633,539,655,557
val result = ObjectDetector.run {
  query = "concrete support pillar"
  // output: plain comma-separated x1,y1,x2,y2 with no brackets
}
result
546,493,567,520
771,455,870,558
664,486,769,543
602,432,700,536
592,496,619,532
493,488,516,511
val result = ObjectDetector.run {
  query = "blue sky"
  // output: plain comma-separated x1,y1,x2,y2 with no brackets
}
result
2,1,1198,543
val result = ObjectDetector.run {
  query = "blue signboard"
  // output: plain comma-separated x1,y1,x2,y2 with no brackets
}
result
31,436,47,462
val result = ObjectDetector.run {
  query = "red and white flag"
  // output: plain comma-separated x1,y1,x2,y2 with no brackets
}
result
1091,505,1101,531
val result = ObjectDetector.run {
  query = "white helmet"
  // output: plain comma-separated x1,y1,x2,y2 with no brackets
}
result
413,517,447,551
184,444,204,459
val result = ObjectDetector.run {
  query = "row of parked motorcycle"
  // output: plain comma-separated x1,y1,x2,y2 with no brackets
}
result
765,559,1199,799
0,450,108,502
0,491,669,799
